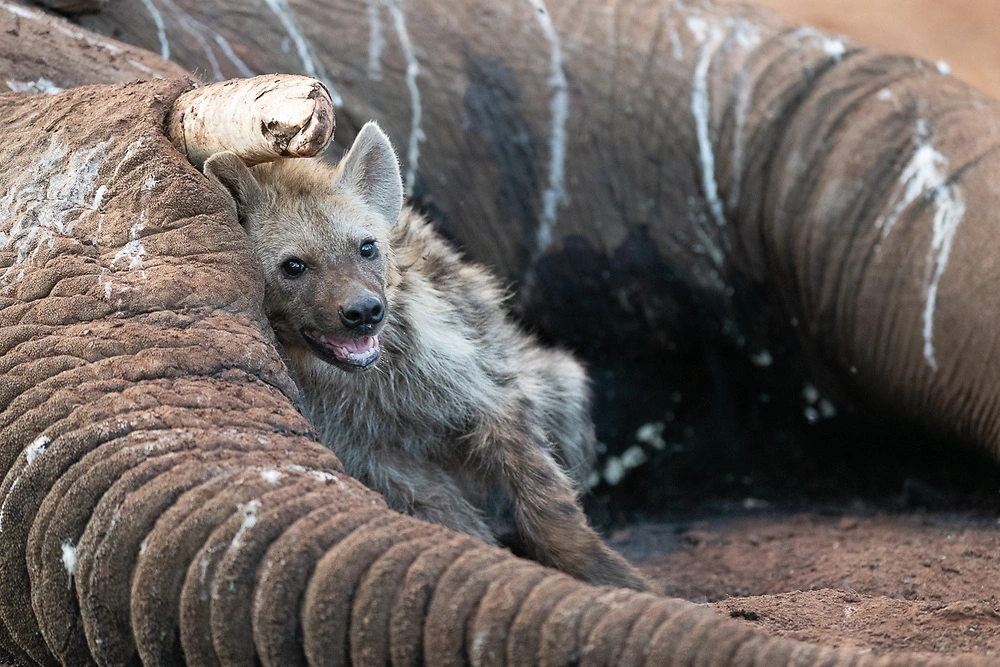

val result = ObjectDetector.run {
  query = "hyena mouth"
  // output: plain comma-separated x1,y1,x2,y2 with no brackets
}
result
304,331,380,371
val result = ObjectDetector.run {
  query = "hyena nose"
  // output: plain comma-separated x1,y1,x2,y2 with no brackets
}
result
340,296,384,329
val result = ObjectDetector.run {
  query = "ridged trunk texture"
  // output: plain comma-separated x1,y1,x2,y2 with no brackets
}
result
0,75,992,666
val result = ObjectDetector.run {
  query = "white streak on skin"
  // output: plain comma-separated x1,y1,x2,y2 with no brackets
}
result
262,0,343,107
690,17,729,228
2,137,111,284
876,122,966,370
25,435,50,465
686,16,708,42
112,136,147,181
366,0,385,81
670,29,683,60
231,499,261,550
936,60,951,76
169,10,224,81
158,0,255,78
728,69,752,210
687,195,725,267
127,59,162,78
211,33,255,78
62,539,77,576
112,222,147,271
526,0,569,255
91,185,107,210
142,177,157,192
388,0,425,196
100,268,113,299
139,0,170,61
260,469,282,484
5,78,63,94
791,26,847,61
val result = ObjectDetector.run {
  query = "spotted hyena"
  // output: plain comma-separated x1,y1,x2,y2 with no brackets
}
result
204,121,645,590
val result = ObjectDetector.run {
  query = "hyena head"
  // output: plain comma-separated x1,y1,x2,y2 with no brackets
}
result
204,121,405,372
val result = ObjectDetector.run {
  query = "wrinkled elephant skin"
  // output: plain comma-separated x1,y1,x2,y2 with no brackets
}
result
0,75,991,666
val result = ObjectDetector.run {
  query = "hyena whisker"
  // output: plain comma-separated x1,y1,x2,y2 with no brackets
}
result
203,121,647,591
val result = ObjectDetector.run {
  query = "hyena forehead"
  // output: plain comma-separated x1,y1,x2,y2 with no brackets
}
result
252,158,393,249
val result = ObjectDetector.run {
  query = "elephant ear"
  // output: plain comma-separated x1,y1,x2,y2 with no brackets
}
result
336,121,404,225
203,151,264,228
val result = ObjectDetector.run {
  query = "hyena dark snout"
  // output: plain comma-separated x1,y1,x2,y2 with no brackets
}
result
302,268,387,373
339,286,384,332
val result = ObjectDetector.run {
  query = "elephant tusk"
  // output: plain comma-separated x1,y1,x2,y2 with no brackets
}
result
165,74,336,169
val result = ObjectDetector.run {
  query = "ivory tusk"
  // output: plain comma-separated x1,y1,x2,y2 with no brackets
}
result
166,74,335,169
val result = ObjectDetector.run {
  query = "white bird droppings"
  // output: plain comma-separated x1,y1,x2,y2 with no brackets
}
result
231,499,261,551
822,38,846,59
91,185,107,210
62,539,77,576
260,469,282,484
25,435,50,465
791,27,848,62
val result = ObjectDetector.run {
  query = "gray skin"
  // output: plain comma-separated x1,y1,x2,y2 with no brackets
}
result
2,5,1000,667
1,79,983,667
79,0,1000,473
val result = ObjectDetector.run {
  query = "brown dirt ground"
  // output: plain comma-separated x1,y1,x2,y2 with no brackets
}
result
611,510,1000,658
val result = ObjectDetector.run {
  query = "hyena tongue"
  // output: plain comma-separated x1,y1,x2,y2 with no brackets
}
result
341,336,378,355
333,335,380,366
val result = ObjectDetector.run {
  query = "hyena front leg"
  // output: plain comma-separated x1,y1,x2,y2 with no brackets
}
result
472,415,648,591
362,449,497,545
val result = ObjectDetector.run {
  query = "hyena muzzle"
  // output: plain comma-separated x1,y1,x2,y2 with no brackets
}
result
204,121,647,590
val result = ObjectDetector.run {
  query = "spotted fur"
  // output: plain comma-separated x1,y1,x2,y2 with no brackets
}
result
204,122,646,590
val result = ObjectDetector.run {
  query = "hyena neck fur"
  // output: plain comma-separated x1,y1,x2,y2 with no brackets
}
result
204,122,646,590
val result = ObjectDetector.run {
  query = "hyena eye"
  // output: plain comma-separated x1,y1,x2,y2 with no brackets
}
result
359,240,377,259
280,258,307,278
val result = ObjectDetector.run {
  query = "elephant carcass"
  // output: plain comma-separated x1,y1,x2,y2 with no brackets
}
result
75,0,1000,490
0,74,991,665
0,0,186,92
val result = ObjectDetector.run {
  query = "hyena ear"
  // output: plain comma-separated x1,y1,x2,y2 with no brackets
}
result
336,121,404,225
203,151,263,227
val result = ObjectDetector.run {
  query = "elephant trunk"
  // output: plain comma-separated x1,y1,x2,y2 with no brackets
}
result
0,76,991,666
685,6,1000,458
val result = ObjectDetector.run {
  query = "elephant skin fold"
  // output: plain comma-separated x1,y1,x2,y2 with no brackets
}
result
0,79,993,667
1,5,999,667
77,0,1000,492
